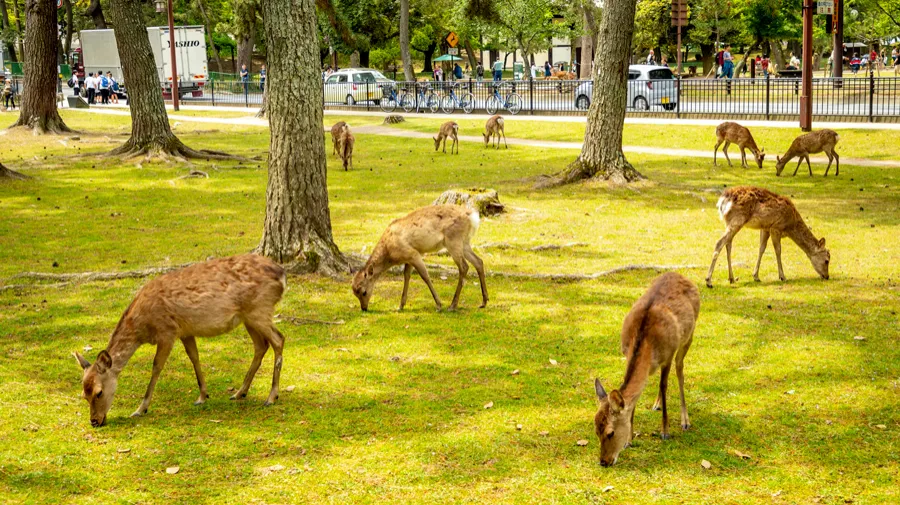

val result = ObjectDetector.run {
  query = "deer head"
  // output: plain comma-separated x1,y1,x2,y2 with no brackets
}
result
433,135,441,151
755,148,766,168
74,350,118,427
593,379,633,467
810,238,830,279
775,155,786,176
482,132,492,147
351,264,378,311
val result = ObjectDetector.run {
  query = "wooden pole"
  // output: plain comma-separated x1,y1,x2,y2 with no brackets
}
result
167,0,179,111
833,0,843,83
800,0,813,131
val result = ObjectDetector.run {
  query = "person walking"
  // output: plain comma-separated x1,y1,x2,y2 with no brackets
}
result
108,72,119,104
2,79,15,110
453,63,462,80
259,64,266,92
544,60,551,77
475,61,484,82
761,55,770,77
240,64,250,96
646,49,656,65
85,72,97,104
530,61,538,79
722,45,734,79
99,71,111,104
715,47,725,77
72,74,81,97
492,58,503,82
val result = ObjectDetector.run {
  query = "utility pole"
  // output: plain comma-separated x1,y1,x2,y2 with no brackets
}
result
833,0,843,84
671,0,687,75
167,0,179,111
800,0,814,131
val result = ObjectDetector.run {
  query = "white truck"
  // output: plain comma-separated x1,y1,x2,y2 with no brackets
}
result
79,26,209,98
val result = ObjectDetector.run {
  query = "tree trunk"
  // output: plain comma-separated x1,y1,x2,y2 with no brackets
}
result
0,0,18,62
545,0,642,186
11,0,71,133
700,43,714,75
238,31,255,71
359,49,369,67
12,0,24,59
734,40,759,77
579,1,596,79
196,0,224,73
349,51,360,67
85,0,108,29
257,0,347,275
256,87,267,118
399,0,414,81
0,161,29,179
464,38,478,72
64,0,73,56
421,42,435,73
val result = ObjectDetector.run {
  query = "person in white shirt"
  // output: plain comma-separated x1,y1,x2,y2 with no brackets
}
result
99,71,111,104
530,62,537,79
85,72,97,104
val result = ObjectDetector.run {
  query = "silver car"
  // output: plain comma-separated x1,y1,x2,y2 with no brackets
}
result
323,68,394,105
574,64,678,111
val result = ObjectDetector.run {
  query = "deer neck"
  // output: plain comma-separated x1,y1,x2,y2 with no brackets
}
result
105,328,141,376
785,218,819,257
619,336,653,406
746,136,760,154
366,242,392,278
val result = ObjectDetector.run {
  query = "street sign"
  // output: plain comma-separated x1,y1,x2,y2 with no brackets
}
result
817,0,833,15
446,32,459,48
448,47,459,55
57,0,62,8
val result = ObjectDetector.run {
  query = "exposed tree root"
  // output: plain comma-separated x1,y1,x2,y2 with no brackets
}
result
177,170,209,179
276,315,345,326
107,136,246,162
9,115,74,135
6,265,188,285
0,162,29,180
536,152,645,188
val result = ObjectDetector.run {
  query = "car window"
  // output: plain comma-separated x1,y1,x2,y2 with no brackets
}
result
353,72,376,83
627,72,640,80
326,76,339,84
648,69,675,80
371,71,387,80
337,75,348,83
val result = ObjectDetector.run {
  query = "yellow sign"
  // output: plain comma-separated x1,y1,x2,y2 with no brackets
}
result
446,32,459,48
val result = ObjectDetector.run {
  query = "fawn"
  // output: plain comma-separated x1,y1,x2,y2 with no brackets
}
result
73,255,287,427
713,122,766,168
775,129,840,176
705,186,830,288
594,272,700,467
337,123,355,170
352,205,488,312
331,121,347,155
434,121,459,154
483,114,507,149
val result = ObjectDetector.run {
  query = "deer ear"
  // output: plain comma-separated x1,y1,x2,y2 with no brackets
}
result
95,350,112,373
365,264,375,277
609,390,625,413
818,237,826,248
594,378,608,400
74,351,91,370
433,136,437,141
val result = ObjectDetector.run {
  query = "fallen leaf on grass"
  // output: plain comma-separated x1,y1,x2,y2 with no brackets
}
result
209,419,222,423
539,431,549,436
483,401,494,409
700,460,712,469
117,448,131,453
548,358,558,366
166,466,180,475
785,390,795,395
285,385,296,392
260,464,285,475
874,424,887,430
772,490,782,497
853,336,866,341
510,369,520,375
336,348,350,352
603,485,614,493
83,345,93,352
576,439,589,446
516,424,523,431
732,450,752,459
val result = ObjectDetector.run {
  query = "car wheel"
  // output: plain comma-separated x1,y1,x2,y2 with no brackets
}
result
633,96,649,111
576,95,590,110
346,95,356,106
663,103,676,111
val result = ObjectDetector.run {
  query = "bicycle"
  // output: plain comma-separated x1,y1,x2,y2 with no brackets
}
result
379,83,402,113
401,82,439,113
440,82,475,114
485,81,522,115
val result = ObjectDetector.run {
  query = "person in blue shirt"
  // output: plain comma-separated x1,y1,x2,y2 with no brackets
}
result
453,63,462,80
259,64,266,92
240,64,249,96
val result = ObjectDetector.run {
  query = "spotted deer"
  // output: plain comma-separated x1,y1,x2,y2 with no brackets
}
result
330,121,347,155
775,129,840,176
483,114,507,149
594,272,700,467
73,254,287,427
434,121,459,154
338,123,355,170
705,186,830,288
352,205,488,312
713,122,766,168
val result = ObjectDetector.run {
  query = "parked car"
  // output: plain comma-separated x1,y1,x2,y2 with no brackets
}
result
323,68,394,105
574,65,678,111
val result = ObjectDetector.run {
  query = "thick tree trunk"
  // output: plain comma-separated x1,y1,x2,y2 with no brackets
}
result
64,0,73,55
0,0,18,62
257,0,347,275
770,40,786,70
579,1,596,79
0,161,29,179
12,0,24,59
85,0,108,29
463,38,478,70
196,0,224,73
734,40,759,77
421,42,436,73
256,87,267,118
399,0,414,81
700,43,714,75
546,0,642,186
238,31,255,71
349,51,360,67
11,0,71,133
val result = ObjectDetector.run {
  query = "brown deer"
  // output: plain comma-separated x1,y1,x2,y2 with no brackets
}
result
73,254,287,427
483,114,507,149
594,272,700,467
705,186,830,288
352,205,488,312
775,129,840,176
713,122,766,169
330,121,347,155
338,123,355,170
434,121,459,154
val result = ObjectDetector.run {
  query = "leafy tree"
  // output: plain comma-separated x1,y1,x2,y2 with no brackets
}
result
493,0,571,65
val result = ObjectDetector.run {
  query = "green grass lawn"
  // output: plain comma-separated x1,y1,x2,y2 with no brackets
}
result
1,109,898,504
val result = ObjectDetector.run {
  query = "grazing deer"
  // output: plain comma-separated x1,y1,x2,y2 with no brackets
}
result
594,272,700,467
434,121,459,154
73,254,287,427
352,205,488,312
330,121,347,155
483,114,507,149
713,122,766,169
775,129,840,176
705,186,830,288
338,123,355,171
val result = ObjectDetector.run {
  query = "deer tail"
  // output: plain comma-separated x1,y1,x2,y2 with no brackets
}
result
716,194,733,222
468,210,481,238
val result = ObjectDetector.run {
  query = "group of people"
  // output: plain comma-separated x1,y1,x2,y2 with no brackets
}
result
240,63,266,92
844,47,899,74
76,72,119,105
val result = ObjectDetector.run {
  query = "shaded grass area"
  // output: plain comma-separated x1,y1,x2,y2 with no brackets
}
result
1,116,899,504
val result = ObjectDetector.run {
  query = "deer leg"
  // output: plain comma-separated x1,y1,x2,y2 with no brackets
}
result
181,336,208,405
627,407,635,447
723,141,732,166
399,263,412,311
834,150,839,176
806,155,813,176
753,230,770,282
659,363,671,440
706,226,740,288
726,235,736,284
772,232,786,281
132,340,174,417
675,339,693,431
713,139,722,165
502,129,508,149
792,157,803,176
232,326,269,400
464,245,488,308
410,255,443,310
740,147,748,168
651,392,661,411
824,151,834,176
446,242,469,311
442,137,447,153
249,322,285,406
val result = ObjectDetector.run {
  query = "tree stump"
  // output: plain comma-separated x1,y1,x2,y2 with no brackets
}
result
383,115,405,125
433,188,505,216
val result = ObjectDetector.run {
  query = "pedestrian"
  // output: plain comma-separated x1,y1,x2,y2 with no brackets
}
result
259,64,266,92
85,72,97,104
71,74,81,97
240,64,249,95
2,79,15,110
99,70,111,104
433,65,443,81
646,49,655,65
464,62,470,78
544,60,551,77
761,54,770,76
475,61,484,82
453,62,462,80
893,47,899,67
869,48,877,71
849,53,861,74
722,45,734,79
715,47,725,77
787,52,800,70
492,58,503,82
530,61,537,79
108,72,119,104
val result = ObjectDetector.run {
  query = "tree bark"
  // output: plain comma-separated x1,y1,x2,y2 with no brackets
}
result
85,0,108,29
579,1,596,79
0,0,18,61
64,0,73,56
0,161,29,179
463,38,478,70
399,0,415,81
12,0,24,59
257,0,347,275
238,32,255,71
196,0,224,73
10,0,71,133
420,42,436,73
256,87,267,118
545,0,642,186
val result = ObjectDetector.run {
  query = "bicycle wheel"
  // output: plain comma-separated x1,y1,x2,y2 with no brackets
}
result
506,92,522,115
460,92,475,114
426,92,440,113
400,93,415,113
485,95,499,115
380,94,397,113
441,95,455,114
